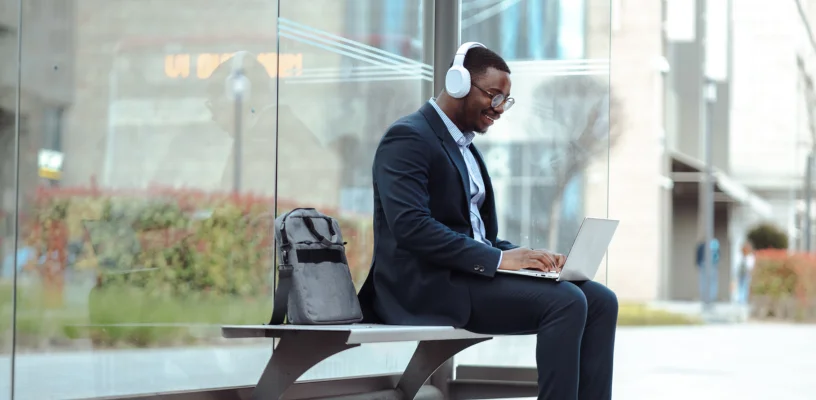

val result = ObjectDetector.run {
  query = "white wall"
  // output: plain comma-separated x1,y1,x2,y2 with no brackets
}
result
730,0,806,190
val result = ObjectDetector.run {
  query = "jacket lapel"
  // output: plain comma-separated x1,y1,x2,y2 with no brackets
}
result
419,103,472,203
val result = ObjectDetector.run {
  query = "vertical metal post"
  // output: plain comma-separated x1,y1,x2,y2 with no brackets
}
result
11,0,23,396
433,0,460,96
421,0,435,102
428,0,461,393
806,153,814,252
701,82,716,309
697,0,716,310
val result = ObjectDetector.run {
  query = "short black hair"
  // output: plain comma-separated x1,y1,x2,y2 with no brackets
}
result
449,46,511,78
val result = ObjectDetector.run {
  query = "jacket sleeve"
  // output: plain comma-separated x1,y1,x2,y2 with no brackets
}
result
493,238,519,251
373,124,502,278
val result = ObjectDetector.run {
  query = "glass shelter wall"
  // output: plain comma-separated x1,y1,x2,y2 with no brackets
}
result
452,0,612,368
1,0,611,399
7,1,283,398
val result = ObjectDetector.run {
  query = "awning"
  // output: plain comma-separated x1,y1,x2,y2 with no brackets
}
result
668,150,773,218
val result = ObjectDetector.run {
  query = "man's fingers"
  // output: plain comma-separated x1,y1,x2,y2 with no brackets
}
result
556,254,566,270
530,259,548,271
531,257,558,272
531,251,558,271
530,250,554,262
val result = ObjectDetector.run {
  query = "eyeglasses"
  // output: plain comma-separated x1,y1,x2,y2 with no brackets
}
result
472,84,515,111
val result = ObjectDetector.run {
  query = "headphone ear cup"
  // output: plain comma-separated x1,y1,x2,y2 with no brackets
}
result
445,66,471,99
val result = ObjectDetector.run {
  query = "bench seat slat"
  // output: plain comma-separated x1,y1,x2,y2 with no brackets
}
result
221,324,492,344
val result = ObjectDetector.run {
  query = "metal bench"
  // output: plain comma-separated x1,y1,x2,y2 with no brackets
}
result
221,324,493,400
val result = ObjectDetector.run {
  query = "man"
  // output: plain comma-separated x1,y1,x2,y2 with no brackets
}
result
736,241,754,305
358,44,618,400
696,237,721,306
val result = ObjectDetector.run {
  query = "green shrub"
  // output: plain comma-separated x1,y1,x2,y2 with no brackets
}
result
23,186,374,301
5,185,377,348
748,223,789,250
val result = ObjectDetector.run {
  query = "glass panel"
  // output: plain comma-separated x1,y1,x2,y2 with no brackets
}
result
13,1,279,398
1,0,19,397
273,0,428,379
456,0,611,368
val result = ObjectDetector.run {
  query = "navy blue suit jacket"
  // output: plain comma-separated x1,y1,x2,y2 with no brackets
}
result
358,102,518,327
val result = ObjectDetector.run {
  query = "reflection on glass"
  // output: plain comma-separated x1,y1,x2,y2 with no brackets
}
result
11,1,284,398
7,0,434,397
272,0,428,380
455,0,611,371
0,1,19,396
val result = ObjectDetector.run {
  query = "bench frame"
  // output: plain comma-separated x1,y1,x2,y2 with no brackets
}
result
91,325,538,400
86,358,537,400
221,324,492,399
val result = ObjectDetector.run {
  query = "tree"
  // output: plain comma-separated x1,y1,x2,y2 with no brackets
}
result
529,75,624,250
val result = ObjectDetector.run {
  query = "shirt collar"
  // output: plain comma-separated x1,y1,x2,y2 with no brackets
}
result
428,98,476,147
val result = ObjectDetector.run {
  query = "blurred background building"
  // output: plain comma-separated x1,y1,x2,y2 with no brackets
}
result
603,0,816,302
2,0,816,399
2,0,816,299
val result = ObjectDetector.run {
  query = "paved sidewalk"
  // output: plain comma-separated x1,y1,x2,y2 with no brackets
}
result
457,323,816,400
0,323,812,399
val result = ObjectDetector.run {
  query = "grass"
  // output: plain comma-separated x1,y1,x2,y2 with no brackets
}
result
617,303,702,326
80,286,272,347
0,282,271,349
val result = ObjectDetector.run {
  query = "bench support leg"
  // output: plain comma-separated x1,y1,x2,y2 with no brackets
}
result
397,337,490,400
252,332,359,400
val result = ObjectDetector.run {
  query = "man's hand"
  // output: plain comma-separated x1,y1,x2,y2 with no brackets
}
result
499,248,564,272
550,252,566,272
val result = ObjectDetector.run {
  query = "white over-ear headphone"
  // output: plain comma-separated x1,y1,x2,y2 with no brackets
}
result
445,42,486,99
225,51,252,101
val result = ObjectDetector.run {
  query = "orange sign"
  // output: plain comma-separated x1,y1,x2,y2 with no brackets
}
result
164,52,303,79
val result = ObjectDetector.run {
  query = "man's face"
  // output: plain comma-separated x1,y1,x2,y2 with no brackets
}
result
461,67,512,134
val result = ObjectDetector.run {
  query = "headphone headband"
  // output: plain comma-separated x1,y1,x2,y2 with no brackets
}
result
451,42,485,69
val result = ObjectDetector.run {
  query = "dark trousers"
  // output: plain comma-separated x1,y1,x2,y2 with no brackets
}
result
463,274,618,400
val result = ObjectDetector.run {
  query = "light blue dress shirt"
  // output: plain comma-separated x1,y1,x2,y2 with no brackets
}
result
428,99,502,269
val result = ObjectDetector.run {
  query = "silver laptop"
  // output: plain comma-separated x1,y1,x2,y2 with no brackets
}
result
498,217,619,281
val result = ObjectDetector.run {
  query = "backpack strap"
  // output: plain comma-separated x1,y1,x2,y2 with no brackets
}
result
269,210,297,325
302,216,336,247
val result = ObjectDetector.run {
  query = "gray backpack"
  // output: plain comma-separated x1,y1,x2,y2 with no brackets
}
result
268,208,363,325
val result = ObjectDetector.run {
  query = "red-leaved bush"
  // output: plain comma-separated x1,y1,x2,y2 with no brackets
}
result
752,249,816,320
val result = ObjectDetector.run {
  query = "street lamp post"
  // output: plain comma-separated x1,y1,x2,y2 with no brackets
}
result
231,71,247,195
700,80,716,310
699,0,729,313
